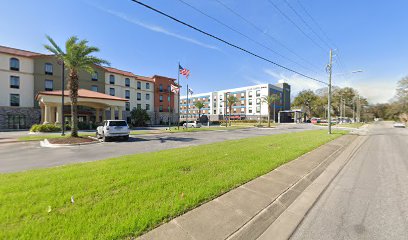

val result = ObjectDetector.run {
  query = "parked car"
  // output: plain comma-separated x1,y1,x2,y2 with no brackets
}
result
393,122,406,128
183,121,202,128
96,120,130,141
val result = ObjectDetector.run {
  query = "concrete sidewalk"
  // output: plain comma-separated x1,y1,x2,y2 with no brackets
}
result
139,134,358,240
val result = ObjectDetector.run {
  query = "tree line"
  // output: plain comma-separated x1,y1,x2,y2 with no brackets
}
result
292,76,408,123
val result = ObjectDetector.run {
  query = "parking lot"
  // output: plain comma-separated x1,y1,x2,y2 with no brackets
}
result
0,125,317,173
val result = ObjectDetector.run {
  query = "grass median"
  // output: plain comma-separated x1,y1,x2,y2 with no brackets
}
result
0,129,346,239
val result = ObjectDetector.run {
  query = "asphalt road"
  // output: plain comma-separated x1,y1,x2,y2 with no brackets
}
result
291,122,408,240
0,124,315,173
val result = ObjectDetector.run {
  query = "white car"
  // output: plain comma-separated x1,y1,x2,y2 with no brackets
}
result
183,121,202,128
393,122,406,128
96,120,130,141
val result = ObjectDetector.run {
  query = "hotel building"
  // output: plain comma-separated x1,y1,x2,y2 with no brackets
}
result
0,45,178,129
179,83,291,121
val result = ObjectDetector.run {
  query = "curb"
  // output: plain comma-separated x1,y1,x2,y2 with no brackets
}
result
139,134,357,240
226,136,355,240
39,138,100,148
257,135,367,240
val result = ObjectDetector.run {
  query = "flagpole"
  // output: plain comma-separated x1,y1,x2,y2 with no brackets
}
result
186,83,189,129
177,62,181,130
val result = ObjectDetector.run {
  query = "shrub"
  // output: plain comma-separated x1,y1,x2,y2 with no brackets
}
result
30,124,61,132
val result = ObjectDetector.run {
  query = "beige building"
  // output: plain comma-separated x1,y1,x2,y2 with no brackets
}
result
102,67,155,122
0,45,177,129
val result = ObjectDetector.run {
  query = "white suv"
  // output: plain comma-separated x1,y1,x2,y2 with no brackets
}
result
183,121,202,128
96,120,130,141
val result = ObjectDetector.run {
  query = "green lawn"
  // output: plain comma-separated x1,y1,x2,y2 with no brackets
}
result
1,130,346,239
18,132,93,141
337,123,365,128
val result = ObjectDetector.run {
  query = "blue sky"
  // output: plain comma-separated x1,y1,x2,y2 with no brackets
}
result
1,0,408,103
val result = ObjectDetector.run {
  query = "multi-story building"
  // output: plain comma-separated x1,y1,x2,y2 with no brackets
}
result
0,45,177,129
179,83,291,122
151,75,179,125
102,67,155,123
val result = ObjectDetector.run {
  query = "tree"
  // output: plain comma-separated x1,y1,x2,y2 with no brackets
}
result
44,36,109,137
226,95,238,127
292,90,319,121
262,94,280,127
194,101,204,122
396,76,408,112
130,108,150,127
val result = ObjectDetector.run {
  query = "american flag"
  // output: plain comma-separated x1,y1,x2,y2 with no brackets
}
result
171,84,179,93
179,65,190,79
188,88,194,95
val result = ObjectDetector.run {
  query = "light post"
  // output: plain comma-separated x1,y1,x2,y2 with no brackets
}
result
57,60,65,136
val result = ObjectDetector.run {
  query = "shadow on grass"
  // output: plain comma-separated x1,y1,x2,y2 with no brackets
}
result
127,136,198,143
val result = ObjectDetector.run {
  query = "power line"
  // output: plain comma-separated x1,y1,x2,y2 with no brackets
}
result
294,0,349,74
129,0,326,84
283,0,331,49
266,0,327,52
214,0,324,73
295,0,335,47
176,0,317,74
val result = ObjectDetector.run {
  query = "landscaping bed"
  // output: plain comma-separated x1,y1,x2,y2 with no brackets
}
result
0,130,346,239
47,137,96,144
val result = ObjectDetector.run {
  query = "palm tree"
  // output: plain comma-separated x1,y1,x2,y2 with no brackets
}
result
194,101,204,122
262,94,280,127
226,95,238,126
44,36,109,137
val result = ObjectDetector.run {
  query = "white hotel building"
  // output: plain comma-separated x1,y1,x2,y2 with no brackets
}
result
180,83,291,122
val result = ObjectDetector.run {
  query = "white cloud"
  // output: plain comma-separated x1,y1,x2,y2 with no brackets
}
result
350,81,396,104
97,7,219,51
264,69,324,94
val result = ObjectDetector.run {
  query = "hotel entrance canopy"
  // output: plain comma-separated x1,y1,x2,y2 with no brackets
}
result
36,89,128,124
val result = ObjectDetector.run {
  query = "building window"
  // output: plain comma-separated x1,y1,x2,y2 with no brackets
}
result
91,85,98,92
168,106,171,112
256,98,261,105
159,84,163,92
45,80,53,91
146,93,150,100
256,106,261,113
137,92,141,100
137,104,141,109
6,114,26,129
159,95,163,102
44,63,53,75
167,85,171,92
248,91,252,97
10,58,19,71
241,93,245,98
146,104,150,111
125,90,130,99
137,81,141,89
10,76,20,89
256,90,261,97
159,105,163,112
92,71,98,81
146,82,150,89
10,94,20,106
126,102,130,111
125,78,130,87
109,88,115,96
249,99,253,105
109,75,115,84
249,107,252,113
168,96,171,102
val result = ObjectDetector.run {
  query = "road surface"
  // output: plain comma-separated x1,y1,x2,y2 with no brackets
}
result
0,124,315,173
291,122,408,240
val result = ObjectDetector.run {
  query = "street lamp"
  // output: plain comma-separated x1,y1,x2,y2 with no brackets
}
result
57,60,65,136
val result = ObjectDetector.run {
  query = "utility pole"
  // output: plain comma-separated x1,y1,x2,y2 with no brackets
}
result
327,49,333,134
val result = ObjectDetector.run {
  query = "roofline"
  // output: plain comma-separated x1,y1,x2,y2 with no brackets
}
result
36,91,129,102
